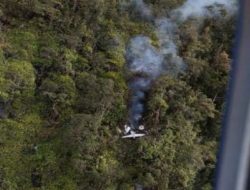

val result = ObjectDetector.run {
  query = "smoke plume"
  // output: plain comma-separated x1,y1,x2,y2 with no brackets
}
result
131,0,152,19
126,36,163,127
172,0,237,21
126,36,163,78
125,0,237,130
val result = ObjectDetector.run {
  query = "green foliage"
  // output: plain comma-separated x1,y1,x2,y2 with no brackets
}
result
0,60,35,118
6,30,38,61
75,73,115,114
0,113,42,189
0,0,235,189
40,74,76,106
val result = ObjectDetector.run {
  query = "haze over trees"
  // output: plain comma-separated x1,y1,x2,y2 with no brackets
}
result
0,0,236,189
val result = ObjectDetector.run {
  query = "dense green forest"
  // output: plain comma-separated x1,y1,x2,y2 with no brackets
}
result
0,0,236,189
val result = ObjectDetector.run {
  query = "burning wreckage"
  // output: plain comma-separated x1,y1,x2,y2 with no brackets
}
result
121,0,236,138
122,124,145,139
121,34,166,139
121,7,185,138
122,75,148,139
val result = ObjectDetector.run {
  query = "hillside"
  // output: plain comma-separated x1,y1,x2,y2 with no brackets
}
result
0,0,236,189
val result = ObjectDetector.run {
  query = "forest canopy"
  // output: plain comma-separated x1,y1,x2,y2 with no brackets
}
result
0,0,236,189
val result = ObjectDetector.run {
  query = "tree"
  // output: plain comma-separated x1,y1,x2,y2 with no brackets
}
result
0,60,35,118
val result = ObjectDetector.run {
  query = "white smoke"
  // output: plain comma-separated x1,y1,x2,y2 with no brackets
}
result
126,36,163,78
172,0,238,21
155,18,185,74
125,0,237,129
126,36,162,127
131,0,152,19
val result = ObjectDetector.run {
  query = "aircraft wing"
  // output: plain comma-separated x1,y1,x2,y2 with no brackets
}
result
122,133,145,139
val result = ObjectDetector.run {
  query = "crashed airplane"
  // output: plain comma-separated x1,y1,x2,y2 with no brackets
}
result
122,124,145,139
